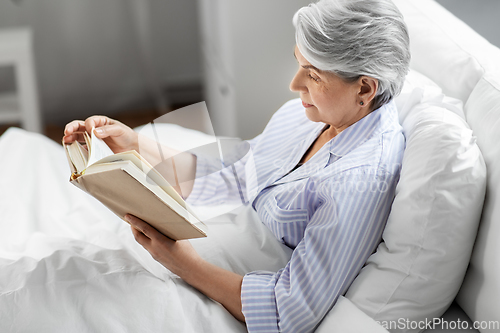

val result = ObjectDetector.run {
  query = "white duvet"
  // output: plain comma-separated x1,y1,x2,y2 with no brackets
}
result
0,127,293,333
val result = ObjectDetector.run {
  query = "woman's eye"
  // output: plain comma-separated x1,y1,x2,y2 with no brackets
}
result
308,74,320,82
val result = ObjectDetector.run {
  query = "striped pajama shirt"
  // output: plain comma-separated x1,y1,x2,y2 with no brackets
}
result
187,98,405,333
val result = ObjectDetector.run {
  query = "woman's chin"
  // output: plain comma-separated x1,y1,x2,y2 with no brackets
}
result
304,108,322,123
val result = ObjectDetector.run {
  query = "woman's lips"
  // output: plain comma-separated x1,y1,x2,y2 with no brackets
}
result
302,101,314,108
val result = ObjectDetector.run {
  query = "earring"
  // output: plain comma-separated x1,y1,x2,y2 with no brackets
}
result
360,101,364,106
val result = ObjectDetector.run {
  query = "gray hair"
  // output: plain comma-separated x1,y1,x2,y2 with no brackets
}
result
293,0,410,110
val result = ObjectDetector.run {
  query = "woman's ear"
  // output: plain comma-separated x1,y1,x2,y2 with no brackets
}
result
358,76,378,108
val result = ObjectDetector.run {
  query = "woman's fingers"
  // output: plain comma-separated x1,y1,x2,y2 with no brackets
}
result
92,124,125,140
126,214,147,234
126,214,201,277
126,214,158,240
62,132,85,144
131,224,151,246
63,121,88,144
127,214,174,262
63,116,132,150
64,120,85,135
85,116,112,134
127,214,152,245
63,120,85,139
63,117,112,144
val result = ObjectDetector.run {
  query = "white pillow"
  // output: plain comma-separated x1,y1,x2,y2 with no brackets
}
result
392,0,497,102
343,70,487,333
457,74,500,327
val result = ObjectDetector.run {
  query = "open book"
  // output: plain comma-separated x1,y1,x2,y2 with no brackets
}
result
63,129,207,240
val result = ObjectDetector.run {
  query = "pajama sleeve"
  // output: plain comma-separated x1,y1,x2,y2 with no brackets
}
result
186,135,261,206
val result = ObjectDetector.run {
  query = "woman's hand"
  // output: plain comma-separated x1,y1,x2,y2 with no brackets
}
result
127,214,202,277
63,116,138,154
126,214,245,322
64,115,197,198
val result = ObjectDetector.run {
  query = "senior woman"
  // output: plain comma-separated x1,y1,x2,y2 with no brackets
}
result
64,0,410,331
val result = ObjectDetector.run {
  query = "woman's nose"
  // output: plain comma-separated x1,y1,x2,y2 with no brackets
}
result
289,71,305,92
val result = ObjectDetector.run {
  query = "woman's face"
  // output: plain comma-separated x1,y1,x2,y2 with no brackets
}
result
290,46,371,133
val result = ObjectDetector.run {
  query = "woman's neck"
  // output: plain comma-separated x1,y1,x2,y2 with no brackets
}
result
299,124,335,164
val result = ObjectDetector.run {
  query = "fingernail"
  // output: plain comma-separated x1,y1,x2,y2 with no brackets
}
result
124,214,131,222
95,128,103,135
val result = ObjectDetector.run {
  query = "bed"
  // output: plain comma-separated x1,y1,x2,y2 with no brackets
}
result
1,0,500,332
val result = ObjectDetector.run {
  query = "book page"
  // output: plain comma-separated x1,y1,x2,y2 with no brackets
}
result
86,127,115,168
65,141,88,173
